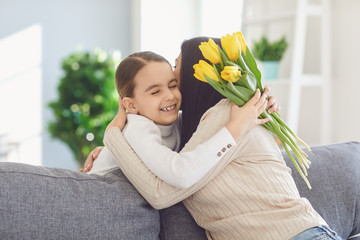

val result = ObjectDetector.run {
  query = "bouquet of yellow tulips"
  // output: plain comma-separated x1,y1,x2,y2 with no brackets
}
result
193,32,312,189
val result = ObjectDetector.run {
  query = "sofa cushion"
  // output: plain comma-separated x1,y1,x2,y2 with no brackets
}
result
159,202,206,240
0,163,160,240
283,141,360,239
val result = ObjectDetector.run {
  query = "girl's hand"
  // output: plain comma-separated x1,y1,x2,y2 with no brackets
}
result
226,89,270,141
83,97,126,173
263,86,280,114
105,97,127,133
83,146,103,173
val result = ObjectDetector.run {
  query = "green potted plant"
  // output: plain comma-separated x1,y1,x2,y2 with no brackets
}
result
252,36,288,80
48,48,120,167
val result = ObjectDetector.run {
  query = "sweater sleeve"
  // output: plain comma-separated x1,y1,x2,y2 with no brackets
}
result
123,115,236,188
104,99,248,209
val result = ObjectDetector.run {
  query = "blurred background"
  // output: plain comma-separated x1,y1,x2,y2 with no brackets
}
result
0,0,359,170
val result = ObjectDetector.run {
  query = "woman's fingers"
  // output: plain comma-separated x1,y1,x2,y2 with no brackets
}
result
257,117,270,125
263,86,271,95
266,95,275,114
254,90,268,110
257,97,268,115
267,95,275,107
248,89,261,105
268,103,280,114
266,95,280,114
263,86,281,114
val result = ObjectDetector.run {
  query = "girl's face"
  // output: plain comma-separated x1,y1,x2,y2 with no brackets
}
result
127,61,181,125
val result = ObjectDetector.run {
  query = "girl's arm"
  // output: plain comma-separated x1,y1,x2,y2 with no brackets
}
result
123,89,268,189
84,86,276,173
104,99,243,209
82,97,127,173
122,114,236,189
105,90,268,209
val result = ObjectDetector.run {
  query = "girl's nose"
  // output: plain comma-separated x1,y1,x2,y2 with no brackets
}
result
164,89,175,101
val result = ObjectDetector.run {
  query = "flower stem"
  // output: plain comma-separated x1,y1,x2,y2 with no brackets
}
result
272,112,311,152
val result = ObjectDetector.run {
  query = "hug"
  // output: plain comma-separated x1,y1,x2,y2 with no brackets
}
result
1,36,359,240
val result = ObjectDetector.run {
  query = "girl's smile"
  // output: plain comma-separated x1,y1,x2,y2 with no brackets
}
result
160,104,177,112
123,61,182,125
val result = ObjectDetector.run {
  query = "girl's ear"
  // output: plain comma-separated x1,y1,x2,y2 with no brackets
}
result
122,97,139,114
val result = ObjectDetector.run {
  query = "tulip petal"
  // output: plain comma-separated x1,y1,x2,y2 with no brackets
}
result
199,38,221,64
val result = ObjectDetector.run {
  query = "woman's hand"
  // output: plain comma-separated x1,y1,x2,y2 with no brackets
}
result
83,146,103,173
263,86,280,114
226,89,270,141
105,97,127,133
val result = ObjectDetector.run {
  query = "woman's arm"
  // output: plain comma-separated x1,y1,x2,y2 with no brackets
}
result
123,114,236,188
84,86,277,173
122,89,268,188
104,99,245,209
105,90,270,209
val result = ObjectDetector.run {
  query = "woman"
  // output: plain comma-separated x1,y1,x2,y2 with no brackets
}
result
88,37,352,239
174,38,357,239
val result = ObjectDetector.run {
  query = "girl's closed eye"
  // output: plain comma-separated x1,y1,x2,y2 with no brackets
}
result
151,90,160,95
169,79,178,89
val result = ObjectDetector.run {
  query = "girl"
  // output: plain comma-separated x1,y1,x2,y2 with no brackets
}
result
101,39,343,239
88,51,270,190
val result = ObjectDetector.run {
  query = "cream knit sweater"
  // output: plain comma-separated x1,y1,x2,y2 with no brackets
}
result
104,99,327,240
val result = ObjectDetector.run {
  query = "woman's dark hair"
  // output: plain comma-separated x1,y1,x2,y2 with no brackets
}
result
179,37,225,149
115,51,169,97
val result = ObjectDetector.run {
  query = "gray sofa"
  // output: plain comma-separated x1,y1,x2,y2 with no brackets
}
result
0,141,359,239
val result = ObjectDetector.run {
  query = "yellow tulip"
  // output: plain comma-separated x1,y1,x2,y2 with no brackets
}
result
221,32,242,61
221,66,241,82
193,60,220,82
193,64,207,82
235,31,247,54
199,38,221,64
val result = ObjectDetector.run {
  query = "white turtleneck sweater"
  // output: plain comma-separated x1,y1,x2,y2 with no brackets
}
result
89,113,236,188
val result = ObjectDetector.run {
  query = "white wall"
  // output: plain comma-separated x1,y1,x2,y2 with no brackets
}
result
299,0,360,145
139,0,243,66
331,0,360,143
1,0,358,170
0,0,131,170
140,0,201,64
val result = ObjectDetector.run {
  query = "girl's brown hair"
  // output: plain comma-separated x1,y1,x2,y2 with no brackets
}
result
115,51,169,97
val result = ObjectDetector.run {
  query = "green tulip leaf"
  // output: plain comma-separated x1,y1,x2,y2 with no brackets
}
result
242,47,263,90
204,75,226,95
